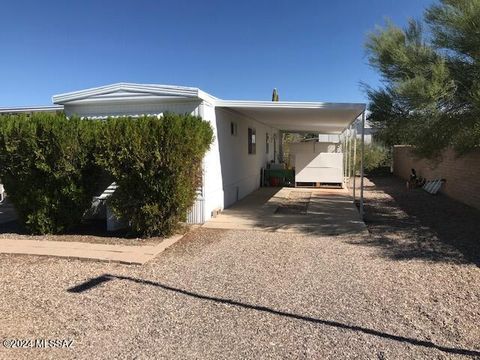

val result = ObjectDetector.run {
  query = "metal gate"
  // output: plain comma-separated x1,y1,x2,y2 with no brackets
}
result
186,194,205,224
187,171,206,224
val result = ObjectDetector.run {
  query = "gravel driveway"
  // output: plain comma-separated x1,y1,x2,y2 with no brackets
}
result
1,181,479,359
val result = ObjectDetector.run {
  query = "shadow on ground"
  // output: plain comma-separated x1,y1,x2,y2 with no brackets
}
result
0,199,135,238
67,273,480,358
353,175,480,266
204,187,367,236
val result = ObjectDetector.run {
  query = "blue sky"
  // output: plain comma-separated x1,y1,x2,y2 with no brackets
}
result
1,0,435,106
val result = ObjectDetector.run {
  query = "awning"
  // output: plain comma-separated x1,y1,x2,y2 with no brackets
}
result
216,100,366,133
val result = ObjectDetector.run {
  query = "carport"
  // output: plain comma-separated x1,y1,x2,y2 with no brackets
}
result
216,100,367,215
206,100,367,234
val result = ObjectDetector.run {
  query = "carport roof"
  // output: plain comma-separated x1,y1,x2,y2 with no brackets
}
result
216,100,366,134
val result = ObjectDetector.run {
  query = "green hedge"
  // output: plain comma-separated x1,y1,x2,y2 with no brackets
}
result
0,113,103,234
0,113,213,237
97,114,213,237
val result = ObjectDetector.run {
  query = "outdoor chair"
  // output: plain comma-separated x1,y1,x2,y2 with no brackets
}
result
93,182,125,231
422,179,446,195
0,184,5,203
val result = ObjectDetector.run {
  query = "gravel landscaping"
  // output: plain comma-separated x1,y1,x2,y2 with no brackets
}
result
360,175,480,266
0,177,479,359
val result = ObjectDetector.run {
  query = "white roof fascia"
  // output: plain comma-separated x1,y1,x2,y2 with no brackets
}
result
52,83,216,105
215,100,366,111
0,105,64,114
197,89,219,105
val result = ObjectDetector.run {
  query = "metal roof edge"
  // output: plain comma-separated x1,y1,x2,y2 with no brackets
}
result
214,100,366,110
52,83,204,105
0,105,64,114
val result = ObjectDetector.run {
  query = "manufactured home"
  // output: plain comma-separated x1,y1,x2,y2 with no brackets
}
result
1,83,367,224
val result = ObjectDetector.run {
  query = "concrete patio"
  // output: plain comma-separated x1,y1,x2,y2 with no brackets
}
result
204,187,367,236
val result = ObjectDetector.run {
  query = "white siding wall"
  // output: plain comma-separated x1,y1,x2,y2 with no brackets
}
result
64,99,201,118
214,108,279,208
200,102,224,221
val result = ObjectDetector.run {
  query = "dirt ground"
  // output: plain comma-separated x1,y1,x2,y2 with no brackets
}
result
0,217,193,246
360,174,480,266
0,175,479,359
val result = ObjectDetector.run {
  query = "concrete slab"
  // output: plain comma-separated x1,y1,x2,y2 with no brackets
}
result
0,234,184,265
0,197,186,264
204,187,367,236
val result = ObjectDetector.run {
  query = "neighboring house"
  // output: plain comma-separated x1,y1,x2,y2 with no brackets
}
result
354,111,375,144
0,105,65,204
0,105,64,115
2,83,366,223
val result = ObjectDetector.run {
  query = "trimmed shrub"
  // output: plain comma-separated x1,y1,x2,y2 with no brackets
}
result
96,113,213,237
0,113,103,234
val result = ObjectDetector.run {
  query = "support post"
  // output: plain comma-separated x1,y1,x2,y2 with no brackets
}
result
353,125,357,202
346,127,351,180
360,110,366,218
349,126,353,178
278,131,283,164
342,132,346,180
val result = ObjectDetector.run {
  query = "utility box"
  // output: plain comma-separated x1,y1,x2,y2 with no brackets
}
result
295,152,343,185
289,140,343,187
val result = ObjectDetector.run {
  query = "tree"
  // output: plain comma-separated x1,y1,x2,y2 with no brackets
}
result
365,0,480,157
272,88,279,101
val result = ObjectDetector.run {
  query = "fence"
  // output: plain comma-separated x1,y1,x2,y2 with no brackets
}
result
393,145,480,210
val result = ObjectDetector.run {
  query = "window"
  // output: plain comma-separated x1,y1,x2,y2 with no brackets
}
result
248,127,256,154
230,121,238,136
266,133,269,154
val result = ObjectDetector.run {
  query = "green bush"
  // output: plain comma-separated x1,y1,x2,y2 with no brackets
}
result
96,114,213,237
352,143,391,173
0,112,213,237
0,113,103,234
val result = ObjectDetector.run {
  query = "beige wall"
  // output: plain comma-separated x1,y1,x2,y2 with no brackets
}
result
393,145,480,210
